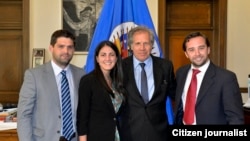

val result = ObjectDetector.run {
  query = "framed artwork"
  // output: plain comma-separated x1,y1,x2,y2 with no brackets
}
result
62,0,104,54
32,48,45,68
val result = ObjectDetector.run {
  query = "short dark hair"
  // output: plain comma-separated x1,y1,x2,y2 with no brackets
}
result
182,31,210,51
50,29,76,47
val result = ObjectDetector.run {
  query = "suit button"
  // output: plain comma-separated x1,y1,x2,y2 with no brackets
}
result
57,130,60,133
113,118,116,121
59,115,61,119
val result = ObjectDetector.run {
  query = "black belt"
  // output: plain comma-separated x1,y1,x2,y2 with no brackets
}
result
59,133,75,141
59,136,68,141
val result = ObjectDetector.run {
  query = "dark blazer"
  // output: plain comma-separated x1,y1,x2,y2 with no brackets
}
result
120,55,176,141
174,61,244,125
77,71,125,141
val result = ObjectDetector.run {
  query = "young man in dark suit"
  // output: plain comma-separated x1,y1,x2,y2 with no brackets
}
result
174,31,244,125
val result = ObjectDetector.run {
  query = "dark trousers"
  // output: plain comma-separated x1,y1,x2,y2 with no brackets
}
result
59,136,68,141
59,133,75,141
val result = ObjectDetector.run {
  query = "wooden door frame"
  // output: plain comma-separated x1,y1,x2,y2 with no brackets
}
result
23,0,30,73
0,0,29,104
158,0,227,68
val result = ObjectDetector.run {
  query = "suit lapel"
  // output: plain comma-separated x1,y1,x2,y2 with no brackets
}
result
196,63,215,106
44,62,61,109
151,58,163,99
124,57,145,104
103,87,117,115
69,65,79,111
91,75,116,115
176,65,190,108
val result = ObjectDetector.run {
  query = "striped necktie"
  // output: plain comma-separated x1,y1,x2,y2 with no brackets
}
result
61,70,74,140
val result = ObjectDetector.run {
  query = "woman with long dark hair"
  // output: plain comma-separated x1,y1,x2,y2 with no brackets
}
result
77,40,126,141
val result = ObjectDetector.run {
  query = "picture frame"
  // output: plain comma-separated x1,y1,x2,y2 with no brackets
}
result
32,48,45,68
62,0,104,54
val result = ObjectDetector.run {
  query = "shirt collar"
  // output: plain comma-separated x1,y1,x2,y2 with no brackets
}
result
51,60,70,76
191,59,210,73
133,56,152,69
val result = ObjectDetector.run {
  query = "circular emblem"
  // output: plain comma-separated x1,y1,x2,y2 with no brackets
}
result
109,22,161,58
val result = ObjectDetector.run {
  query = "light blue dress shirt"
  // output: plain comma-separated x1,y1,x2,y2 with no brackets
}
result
133,56,154,101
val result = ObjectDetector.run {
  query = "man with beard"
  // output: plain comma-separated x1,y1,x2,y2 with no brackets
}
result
17,29,85,141
174,31,244,125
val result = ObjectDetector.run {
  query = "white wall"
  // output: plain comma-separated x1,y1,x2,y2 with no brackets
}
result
30,0,250,101
30,0,62,66
227,0,250,87
227,0,250,102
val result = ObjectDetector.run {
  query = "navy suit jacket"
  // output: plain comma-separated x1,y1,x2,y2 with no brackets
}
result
174,61,244,125
120,55,176,141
